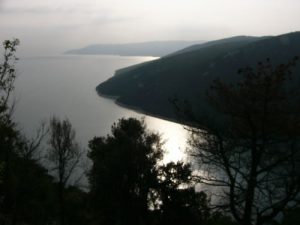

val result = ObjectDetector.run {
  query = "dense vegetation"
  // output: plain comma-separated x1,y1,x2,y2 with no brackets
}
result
184,57,300,225
1,37,300,225
97,32,300,123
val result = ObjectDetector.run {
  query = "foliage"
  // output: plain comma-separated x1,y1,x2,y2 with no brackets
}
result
0,162,4,182
4,157,57,225
188,58,300,225
0,38,20,175
0,39,87,225
88,117,222,225
64,186,91,225
48,116,81,186
0,38,20,224
48,116,82,225
0,40,57,225
155,162,211,225
0,39,19,115
88,117,164,225
206,212,238,225
281,207,300,225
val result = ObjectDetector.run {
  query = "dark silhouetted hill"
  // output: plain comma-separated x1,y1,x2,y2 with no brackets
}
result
96,32,300,122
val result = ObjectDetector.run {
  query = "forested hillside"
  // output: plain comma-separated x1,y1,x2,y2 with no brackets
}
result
97,32,300,122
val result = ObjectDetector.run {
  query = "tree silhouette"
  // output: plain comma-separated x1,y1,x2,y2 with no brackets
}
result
48,116,82,225
0,39,19,180
187,58,300,225
88,118,164,225
0,39,21,224
0,39,59,225
156,162,210,225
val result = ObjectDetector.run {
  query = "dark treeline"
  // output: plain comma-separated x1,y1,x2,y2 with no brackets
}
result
1,40,300,225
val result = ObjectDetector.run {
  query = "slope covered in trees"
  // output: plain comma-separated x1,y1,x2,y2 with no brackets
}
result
97,32,300,123
187,57,300,225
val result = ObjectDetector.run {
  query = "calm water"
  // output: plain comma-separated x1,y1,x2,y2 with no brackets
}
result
13,55,188,162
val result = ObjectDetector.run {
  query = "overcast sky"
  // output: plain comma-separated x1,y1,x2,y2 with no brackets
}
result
1,0,300,56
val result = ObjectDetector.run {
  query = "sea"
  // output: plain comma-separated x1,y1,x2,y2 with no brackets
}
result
13,54,188,163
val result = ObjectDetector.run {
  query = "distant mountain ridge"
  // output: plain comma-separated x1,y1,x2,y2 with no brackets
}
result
65,41,204,57
165,35,268,57
96,32,300,123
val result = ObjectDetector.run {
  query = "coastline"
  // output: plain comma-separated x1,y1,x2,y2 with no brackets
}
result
97,90,184,126
97,91,119,100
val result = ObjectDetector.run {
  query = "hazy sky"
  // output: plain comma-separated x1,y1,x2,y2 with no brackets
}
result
1,0,300,56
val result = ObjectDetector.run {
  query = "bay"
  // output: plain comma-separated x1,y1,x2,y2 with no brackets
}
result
13,54,188,163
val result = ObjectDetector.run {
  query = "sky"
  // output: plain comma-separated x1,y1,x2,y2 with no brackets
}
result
0,0,300,56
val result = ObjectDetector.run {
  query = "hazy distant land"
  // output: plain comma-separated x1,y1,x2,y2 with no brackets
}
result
65,41,204,57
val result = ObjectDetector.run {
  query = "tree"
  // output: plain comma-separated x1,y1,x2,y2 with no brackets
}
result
187,58,300,225
0,39,58,225
48,116,82,225
0,39,20,225
0,162,3,181
155,162,211,225
88,117,164,225
0,39,19,183
281,207,300,225
0,39,19,112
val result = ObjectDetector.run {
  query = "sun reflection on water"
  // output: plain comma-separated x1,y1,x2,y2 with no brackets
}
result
144,116,188,163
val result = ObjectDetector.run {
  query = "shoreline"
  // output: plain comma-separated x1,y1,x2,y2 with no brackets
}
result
97,91,184,126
